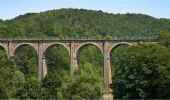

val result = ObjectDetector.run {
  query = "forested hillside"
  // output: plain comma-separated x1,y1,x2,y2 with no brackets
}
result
0,8,170,39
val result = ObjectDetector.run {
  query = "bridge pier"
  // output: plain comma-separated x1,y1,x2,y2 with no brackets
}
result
103,41,113,99
70,42,78,75
38,42,43,80
8,41,13,57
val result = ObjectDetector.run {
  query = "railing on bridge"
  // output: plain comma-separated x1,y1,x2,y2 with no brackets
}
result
0,36,158,41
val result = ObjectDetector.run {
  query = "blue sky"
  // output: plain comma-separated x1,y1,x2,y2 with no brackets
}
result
0,0,170,20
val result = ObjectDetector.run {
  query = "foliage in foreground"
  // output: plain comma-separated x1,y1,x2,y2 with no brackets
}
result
111,43,170,99
66,62,102,99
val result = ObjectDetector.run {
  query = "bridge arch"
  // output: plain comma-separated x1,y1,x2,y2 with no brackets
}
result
13,43,38,55
42,42,70,76
75,42,103,58
75,42,104,75
108,42,132,58
74,42,104,91
12,43,39,79
43,42,70,55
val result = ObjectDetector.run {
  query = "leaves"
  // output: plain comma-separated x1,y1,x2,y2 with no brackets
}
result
1,9,170,39
66,62,102,99
112,43,170,99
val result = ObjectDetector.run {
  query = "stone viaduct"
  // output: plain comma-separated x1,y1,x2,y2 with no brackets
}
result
0,39,157,95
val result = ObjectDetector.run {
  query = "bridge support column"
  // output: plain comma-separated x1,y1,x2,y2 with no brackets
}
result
38,42,43,80
38,52,47,80
103,41,113,99
70,42,78,75
8,41,13,57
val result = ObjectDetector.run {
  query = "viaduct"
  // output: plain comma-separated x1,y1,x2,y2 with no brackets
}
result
0,39,157,96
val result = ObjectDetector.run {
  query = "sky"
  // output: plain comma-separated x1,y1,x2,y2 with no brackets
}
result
0,0,170,20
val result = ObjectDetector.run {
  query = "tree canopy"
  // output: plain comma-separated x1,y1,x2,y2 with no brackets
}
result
0,8,170,39
111,43,170,99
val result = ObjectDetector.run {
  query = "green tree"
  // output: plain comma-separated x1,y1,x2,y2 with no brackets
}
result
45,45,70,72
1,9,170,39
16,79,44,99
15,45,38,80
111,44,170,99
78,45,103,76
42,69,71,99
42,71,62,99
159,33,170,47
66,62,102,99
0,84,8,99
0,50,9,99
0,49,25,98
111,44,129,76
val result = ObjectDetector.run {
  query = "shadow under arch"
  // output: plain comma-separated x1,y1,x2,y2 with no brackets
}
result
13,44,39,79
43,43,70,73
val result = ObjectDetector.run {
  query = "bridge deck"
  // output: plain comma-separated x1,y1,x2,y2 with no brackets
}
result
0,39,158,42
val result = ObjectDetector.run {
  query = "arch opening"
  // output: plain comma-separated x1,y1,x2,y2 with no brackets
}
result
43,44,70,74
76,44,104,97
44,43,70,55
110,43,131,78
76,44,103,69
41,44,70,98
13,43,37,55
14,44,38,80
75,43,103,57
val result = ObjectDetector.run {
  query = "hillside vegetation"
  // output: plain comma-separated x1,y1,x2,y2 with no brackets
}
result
0,8,170,39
